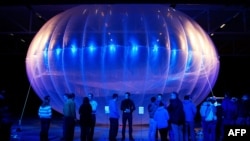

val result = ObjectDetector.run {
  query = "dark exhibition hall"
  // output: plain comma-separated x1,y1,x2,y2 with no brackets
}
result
0,1,250,141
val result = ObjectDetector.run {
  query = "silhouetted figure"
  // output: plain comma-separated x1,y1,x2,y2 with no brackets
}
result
236,94,250,126
120,92,135,141
220,92,238,141
88,93,98,141
79,97,92,141
167,92,185,141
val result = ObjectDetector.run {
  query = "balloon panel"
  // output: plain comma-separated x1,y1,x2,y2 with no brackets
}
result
26,4,220,124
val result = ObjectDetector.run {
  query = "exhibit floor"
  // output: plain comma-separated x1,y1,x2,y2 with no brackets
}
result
10,118,204,141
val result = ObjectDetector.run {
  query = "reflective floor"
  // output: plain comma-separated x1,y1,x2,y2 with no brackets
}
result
10,118,204,141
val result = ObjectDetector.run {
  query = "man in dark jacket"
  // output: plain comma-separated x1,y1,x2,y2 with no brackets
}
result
167,92,185,141
120,92,136,141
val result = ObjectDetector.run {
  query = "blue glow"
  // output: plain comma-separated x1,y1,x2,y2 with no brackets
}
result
43,49,48,58
70,45,77,55
88,44,96,53
152,44,159,52
131,45,138,56
56,48,61,56
186,52,192,72
109,44,116,53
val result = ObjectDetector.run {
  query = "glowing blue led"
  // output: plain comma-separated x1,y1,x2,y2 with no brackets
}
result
70,45,77,54
56,48,61,56
153,44,158,52
88,44,96,53
109,44,116,53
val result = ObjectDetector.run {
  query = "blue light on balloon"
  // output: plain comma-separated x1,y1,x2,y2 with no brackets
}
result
153,44,159,52
88,44,96,54
109,44,116,53
56,48,61,56
25,4,220,124
131,45,138,54
70,45,77,55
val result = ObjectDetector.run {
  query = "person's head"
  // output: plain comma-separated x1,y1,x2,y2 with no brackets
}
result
159,102,164,107
42,95,50,106
170,92,178,100
157,93,163,101
112,93,118,100
63,93,69,101
151,96,156,103
224,91,231,98
125,92,131,99
69,93,75,99
207,97,216,104
242,94,249,101
184,95,191,100
44,95,50,101
83,97,89,104
88,93,93,100
231,97,238,102
43,95,50,103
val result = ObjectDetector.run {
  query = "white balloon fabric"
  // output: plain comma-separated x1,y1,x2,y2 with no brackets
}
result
25,4,219,124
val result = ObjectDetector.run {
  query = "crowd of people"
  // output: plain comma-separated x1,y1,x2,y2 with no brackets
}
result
36,91,250,141
148,92,196,141
37,92,136,141
1,89,249,141
199,92,250,141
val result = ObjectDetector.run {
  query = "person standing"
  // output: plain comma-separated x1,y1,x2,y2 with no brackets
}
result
120,92,136,141
182,95,197,141
236,94,250,125
79,97,93,141
88,93,98,141
167,92,185,141
148,96,158,141
62,93,76,141
154,102,170,141
108,93,120,141
200,97,217,141
155,93,165,140
38,95,52,141
220,92,238,141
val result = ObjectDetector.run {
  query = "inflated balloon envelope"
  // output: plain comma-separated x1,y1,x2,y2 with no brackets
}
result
25,4,220,124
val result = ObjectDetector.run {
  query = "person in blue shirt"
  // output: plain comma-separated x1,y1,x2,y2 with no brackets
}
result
154,102,170,141
148,96,158,141
108,93,120,141
182,95,197,141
